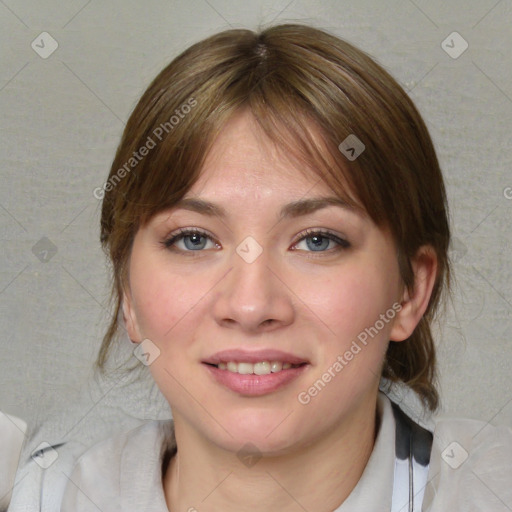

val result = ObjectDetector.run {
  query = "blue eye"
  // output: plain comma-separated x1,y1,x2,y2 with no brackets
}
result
163,228,217,252
162,228,350,254
293,229,350,253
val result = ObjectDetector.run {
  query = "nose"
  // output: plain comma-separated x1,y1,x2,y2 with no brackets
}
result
211,242,295,333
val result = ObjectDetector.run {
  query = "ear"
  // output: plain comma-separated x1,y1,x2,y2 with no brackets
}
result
122,286,142,343
390,245,438,342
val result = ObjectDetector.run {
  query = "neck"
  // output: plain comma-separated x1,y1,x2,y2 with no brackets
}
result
164,393,379,512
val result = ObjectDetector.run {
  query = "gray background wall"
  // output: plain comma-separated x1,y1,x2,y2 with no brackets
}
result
1,0,511,450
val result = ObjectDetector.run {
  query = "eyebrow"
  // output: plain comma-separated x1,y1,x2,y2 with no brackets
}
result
171,196,356,220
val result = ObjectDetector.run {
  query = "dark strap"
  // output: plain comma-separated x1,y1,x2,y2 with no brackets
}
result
391,401,433,511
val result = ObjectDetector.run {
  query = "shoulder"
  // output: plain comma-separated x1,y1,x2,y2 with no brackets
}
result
423,416,512,511
61,420,175,511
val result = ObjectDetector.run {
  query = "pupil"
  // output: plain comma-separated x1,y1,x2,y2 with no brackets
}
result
308,235,328,251
185,233,205,250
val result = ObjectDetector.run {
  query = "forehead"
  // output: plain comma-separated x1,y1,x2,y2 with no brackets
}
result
144,108,371,229
188,109,332,198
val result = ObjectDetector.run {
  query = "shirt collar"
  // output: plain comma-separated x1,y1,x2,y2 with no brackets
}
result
332,392,396,510
120,392,396,510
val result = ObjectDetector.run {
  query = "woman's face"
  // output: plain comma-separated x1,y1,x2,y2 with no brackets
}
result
123,110,411,455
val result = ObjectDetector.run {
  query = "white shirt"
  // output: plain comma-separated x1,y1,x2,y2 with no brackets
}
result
60,392,512,511
0,412,27,510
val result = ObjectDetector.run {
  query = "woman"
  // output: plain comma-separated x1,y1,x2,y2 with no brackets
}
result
61,24,512,511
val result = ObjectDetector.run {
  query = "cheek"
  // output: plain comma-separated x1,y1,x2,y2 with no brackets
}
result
300,259,400,357
291,261,400,421
129,257,205,342
317,271,395,324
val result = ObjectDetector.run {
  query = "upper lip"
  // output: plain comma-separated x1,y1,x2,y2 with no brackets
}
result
202,349,309,365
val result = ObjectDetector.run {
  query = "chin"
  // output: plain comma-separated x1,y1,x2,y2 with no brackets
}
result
213,411,305,455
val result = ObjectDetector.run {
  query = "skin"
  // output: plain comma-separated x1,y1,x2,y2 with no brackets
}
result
122,110,437,512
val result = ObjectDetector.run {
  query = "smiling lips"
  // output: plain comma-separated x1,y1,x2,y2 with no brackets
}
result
216,361,301,375
202,349,309,395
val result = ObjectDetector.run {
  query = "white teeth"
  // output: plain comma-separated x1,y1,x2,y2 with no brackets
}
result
270,361,283,373
254,362,271,375
216,361,300,374
237,362,253,375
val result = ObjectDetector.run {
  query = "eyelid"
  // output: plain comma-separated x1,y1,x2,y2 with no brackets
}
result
293,227,348,242
161,227,219,249
291,228,350,251
162,226,350,255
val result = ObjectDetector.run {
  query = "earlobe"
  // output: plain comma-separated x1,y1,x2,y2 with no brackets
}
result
389,246,438,342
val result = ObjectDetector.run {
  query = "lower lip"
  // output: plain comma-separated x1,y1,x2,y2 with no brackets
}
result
203,363,309,396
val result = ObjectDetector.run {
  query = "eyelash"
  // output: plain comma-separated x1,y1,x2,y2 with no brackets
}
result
161,227,350,256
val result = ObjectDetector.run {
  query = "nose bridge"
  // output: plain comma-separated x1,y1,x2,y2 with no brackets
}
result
212,236,294,330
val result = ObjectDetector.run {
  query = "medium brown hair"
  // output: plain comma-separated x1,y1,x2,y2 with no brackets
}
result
98,24,450,412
